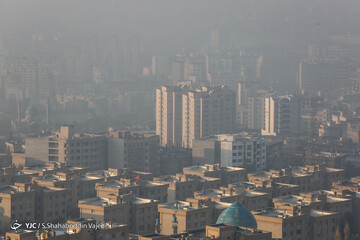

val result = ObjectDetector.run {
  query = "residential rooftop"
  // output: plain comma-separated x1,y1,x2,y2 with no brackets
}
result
310,209,337,217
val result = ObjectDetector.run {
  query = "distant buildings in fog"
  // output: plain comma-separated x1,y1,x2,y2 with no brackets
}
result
20,126,160,175
156,85,236,148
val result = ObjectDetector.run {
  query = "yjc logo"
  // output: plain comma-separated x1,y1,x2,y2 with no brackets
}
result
10,220,22,231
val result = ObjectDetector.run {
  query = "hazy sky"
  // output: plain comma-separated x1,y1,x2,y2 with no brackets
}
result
1,0,360,56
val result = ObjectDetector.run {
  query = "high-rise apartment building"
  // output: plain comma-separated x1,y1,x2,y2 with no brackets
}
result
262,95,301,136
156,85,236,148
236,82,272,131
107,130,160,175
123,35,139,79
210,30,220,48
156,85,189,147
152,56,169,81
182,86,236,148
171,57,186,84
299,59,350,95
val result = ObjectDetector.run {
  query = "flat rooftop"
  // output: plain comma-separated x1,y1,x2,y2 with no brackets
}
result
86,170,118,178
245,190,269,197
311,209,337,217
79,197,119,207
0,185,27,194
36,174,68,182
158,201,200,211
253,208,301,218
183,165,244,173
132,197,157,205
194,189,233,198
96,180,139,188
273,195,314,205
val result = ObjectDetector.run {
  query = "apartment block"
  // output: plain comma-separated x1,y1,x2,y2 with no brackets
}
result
248,165,345,192
78,193,158,234
35,172,103,217
107,130,160,175
159,148,192,176
95,179,169,203
253,207,312,240
182,164,246,186
0,182,69,229
262,95,301,136
157,198,230,235
153,174,221,202
25,126,107,169
193,186,270,211
156,86,189,147
228,181,300,199
0,184,36,227
332,176,360,192
156,85,236,148
182,86,236,148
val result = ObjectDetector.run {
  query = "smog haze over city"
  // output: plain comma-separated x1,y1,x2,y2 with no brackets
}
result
0,1,360,239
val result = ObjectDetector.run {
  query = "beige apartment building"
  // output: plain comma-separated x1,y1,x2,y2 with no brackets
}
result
272,190,353,233
96,179,141,198
95,179,168,203
0,184,37,227
182,164,246,186
156,85,189,147
254,207,338,240
0,182,69,229
194,188,241,203
25,126,107,169
78,193,158,234
153,174,221,202
261,95,301,136
332,176,360,192
182,86,236,148
248,165,345,192
107,130,160,175
156,85,236,148
157,198,230,235
0,167,37,187
193,186,270,211
35,172,103,217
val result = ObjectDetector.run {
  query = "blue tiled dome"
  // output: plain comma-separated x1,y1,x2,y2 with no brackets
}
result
216,202,257,228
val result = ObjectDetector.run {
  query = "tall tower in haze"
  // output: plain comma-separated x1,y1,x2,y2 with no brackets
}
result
182,86,236,148
210,30,220,48
156,85,189,147
124,35,139,79
0,31,4,74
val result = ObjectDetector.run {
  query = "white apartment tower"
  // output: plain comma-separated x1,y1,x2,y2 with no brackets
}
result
156,85,189,147
217,134,266,170
262,96,301,136
182,86,236,148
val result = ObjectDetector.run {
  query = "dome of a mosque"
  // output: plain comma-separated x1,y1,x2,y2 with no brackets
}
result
216,202,257,228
